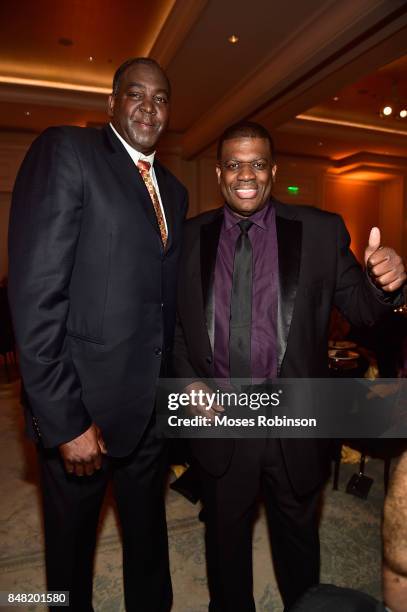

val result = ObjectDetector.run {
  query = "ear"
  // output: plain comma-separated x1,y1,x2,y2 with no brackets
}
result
107,94,115,117
272,164,277,182
215,165,221,184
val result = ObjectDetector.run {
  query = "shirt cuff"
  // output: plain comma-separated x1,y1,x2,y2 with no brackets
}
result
365,270,406,306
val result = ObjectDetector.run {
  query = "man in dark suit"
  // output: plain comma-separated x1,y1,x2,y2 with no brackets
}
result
8,57,187,611
172,121,405,611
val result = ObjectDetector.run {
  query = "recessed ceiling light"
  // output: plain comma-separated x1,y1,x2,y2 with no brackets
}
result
58,37,73,46
24,111,31,116
382,106,392,116
88,56,94,62
317,141,323,146
399,109,407,118
228,35,239,44
333,96,339,101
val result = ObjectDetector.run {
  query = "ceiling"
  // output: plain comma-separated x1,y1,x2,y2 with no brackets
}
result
278,54,407,160
0,0,406,163
0,0,175,88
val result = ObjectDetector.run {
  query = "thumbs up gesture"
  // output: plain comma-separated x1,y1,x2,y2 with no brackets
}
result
364,227,406,293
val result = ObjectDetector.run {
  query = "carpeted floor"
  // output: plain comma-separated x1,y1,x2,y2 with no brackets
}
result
0,369,388,611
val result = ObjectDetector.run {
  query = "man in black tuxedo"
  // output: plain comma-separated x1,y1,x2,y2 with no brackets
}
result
172,121,406,611
8,57,187,611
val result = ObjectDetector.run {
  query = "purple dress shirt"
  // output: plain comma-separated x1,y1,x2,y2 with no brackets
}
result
213,201,279,381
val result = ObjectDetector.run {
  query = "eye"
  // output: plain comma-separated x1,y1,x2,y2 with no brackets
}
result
252,161,267,170
224,161,240,171
127,91,143,99
154,95,168,104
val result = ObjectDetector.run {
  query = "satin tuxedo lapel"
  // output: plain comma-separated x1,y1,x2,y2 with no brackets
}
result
275,202,302,375
102,125,163,243
200,212,223,355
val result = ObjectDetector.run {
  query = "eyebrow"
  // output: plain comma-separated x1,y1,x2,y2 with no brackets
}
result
126,81,145,89
223,157,269,162
126,82,169,94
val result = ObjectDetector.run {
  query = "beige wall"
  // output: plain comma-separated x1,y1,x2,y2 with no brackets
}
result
323,177,381,263
379,177,406,259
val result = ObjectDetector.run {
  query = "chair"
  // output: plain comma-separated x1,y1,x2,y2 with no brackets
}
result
332,439,406,496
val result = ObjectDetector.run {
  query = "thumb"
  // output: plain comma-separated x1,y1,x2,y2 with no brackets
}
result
95,425,107,454
98,436,107,454
364,227,381,265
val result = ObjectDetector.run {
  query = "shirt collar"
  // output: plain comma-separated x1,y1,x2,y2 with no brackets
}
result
223,199,274,231
109,122,156,167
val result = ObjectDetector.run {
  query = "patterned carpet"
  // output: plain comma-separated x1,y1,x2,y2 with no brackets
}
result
0,371,387,611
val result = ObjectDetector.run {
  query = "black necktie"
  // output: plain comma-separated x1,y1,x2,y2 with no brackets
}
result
229,219,253,384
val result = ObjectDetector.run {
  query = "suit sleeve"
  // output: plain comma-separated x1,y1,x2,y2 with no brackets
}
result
8,128,92,448
333,215,404,326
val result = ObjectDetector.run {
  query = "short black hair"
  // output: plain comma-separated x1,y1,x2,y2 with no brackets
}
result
217,121,275,161
112,57,171,97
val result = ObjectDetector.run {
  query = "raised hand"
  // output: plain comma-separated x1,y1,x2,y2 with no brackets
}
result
364,227,406,293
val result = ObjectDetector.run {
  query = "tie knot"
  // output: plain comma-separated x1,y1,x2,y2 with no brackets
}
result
238,220,253,235
137,159,151,173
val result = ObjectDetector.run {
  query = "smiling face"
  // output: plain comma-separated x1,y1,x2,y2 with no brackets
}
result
108,62,170,154
216,137,277,217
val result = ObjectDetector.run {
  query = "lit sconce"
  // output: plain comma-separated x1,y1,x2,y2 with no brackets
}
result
228,35,239,44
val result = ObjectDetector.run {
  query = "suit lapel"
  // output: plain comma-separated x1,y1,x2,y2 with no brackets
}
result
154,161,174,252
275,202,302,374
200,212,223,355
102,125,162,242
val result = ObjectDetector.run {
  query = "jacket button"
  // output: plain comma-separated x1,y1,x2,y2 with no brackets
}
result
206,356,212,364
154,347,162,356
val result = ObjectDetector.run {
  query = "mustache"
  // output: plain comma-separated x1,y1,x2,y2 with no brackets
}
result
131,114,159,128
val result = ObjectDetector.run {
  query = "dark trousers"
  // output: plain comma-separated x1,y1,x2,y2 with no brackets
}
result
38,421,172,612
200,438,321,612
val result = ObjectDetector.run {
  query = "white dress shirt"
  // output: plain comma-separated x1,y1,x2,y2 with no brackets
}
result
109,123,168,232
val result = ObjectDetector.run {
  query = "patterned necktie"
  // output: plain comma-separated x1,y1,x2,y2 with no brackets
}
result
137,159,168,247
229,219,253,385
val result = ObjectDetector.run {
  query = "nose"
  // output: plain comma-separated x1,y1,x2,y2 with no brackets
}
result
140,95,155,115
237,162,255,181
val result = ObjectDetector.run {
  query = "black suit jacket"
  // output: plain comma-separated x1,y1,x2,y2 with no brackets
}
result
173,200,400,495
8,124,188,456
